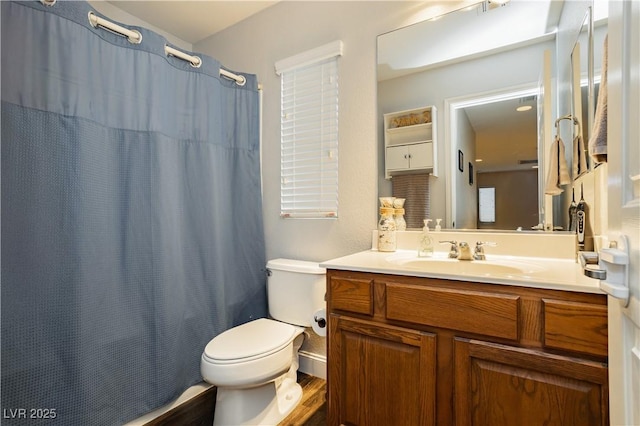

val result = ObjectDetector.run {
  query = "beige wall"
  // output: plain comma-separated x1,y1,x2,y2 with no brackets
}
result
455,109,478,229
194,1,465,263
477,170,539,230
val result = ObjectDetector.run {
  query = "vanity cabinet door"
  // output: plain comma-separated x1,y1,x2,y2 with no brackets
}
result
328,314,437,426
454,338,609,426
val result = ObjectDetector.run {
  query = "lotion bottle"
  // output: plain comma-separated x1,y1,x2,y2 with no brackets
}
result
418,219,434,257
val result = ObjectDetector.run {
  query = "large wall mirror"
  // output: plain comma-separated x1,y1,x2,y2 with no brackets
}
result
377,0,605,232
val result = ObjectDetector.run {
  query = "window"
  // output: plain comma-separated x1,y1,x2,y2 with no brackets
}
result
276,41,342,218
478,187,496,223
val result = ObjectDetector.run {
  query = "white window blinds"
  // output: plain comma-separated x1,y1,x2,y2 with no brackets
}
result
276,41,342,218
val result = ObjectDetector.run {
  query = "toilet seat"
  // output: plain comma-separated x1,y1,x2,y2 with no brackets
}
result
202,318,298,365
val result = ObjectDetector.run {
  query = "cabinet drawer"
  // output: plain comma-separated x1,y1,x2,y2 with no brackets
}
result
543,299,608,358
386,283,520,340
329,276,373,315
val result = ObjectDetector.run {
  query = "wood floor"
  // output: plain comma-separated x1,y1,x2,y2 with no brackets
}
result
145,373,325,426
279,373,327,426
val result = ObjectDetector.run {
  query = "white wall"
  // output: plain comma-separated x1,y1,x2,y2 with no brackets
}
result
194,1,465,264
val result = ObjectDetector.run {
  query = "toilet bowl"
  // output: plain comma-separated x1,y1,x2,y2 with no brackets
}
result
200,259,326,426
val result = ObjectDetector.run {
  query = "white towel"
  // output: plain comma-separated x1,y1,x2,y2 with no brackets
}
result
573,126,588,179
589,34,608,163
545,135,571,195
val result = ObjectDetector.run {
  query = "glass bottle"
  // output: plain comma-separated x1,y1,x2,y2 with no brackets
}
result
418,219,433,257
392,198,406,231
378,207,397,252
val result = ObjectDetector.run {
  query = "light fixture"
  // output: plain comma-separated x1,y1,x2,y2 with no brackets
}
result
475,158,483,162
516,105,533,112
481,0,510,13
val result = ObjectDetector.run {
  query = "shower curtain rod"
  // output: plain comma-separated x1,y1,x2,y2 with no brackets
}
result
87,11,246,86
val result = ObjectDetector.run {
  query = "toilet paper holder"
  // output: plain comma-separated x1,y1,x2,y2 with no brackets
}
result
313,315,326,328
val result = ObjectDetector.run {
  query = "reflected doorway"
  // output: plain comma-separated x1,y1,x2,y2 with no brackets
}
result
447,86,541,230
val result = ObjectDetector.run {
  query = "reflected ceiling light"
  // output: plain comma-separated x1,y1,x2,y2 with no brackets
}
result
475,158,483,162
516,105,533,112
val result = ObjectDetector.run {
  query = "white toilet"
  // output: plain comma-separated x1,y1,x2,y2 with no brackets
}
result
201,258,326,426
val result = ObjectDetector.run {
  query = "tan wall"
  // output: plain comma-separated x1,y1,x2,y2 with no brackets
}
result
477,169,539,230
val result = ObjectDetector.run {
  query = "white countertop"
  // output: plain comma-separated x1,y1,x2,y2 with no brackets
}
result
321,249,604,294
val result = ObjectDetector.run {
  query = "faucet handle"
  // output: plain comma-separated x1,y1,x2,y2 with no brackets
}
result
474,241,496,260
439,240,458,258
476,241,497,248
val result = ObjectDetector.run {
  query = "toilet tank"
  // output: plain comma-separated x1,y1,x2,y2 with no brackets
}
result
266,258,326,327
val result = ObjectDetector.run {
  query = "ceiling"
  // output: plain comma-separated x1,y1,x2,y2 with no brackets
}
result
106,1,279,44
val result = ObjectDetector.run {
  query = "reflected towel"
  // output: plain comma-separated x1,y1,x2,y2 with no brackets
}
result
573,127,588,179
589,34,608,163
392,173,430,229
545,135,571,195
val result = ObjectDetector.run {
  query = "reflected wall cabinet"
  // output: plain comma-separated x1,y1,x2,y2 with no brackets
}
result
384,106,437,179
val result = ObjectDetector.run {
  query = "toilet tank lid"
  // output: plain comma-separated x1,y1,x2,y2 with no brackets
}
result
267,258,326,274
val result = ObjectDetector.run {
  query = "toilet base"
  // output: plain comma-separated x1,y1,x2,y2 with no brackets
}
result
213,376,302,425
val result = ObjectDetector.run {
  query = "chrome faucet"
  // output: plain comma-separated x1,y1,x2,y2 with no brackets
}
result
457,242,473,260
439,241,474,260
473,241,497,260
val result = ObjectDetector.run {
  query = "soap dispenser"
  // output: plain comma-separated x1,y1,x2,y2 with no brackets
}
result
418,219,434,257
435,219,442,232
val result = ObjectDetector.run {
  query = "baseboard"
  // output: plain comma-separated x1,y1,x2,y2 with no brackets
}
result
298,351,326,380
142,386,216,426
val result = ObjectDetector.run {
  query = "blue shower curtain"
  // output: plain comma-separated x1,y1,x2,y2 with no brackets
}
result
1,1,267,424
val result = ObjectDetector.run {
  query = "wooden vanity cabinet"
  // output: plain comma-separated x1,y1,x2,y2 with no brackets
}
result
326,270,609,426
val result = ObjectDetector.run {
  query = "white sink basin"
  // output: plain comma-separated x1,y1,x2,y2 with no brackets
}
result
385,253,545,277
